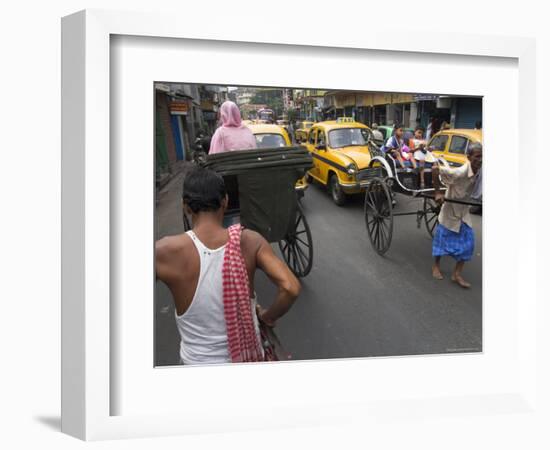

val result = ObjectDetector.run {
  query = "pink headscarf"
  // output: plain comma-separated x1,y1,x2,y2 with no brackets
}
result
209,101,257,154
219,101,243,128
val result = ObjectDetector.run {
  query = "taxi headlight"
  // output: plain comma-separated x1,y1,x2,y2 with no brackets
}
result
346,163,358,175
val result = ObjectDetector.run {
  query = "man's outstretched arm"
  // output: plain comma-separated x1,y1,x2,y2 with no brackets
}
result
254,236,301,327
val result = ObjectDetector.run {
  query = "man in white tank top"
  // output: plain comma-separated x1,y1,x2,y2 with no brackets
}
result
156,167,301,365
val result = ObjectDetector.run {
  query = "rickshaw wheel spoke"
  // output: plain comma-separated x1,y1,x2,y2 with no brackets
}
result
295,235,311,248
294,244,307,272
423,197,440,238
364,178,393,255
278,203,313,277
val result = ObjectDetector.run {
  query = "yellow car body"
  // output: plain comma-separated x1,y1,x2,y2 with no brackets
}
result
295,121,314,143
276,119,290,136
302,118,375,204
245,123,308,193
428,129,483,167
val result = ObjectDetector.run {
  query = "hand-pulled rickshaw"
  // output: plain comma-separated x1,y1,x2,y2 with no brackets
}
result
363,148,482,255
183,146,315,277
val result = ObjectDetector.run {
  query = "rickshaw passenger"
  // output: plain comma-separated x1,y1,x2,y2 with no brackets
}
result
209,100,257,226
155,166,300,365
381,124,417,170
410,127,434,189
209,101,257,154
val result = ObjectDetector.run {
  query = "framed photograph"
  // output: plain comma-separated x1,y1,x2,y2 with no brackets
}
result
62,9,538,441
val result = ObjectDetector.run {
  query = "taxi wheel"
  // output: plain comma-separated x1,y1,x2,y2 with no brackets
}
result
329,174,346,206
423,196,440,237
364,178,393,255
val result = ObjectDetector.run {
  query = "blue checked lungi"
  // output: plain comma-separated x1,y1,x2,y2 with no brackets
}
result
432,222,475,261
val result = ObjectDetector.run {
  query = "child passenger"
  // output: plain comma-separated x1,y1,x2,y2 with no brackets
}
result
410,127,435,189
381,124,416,170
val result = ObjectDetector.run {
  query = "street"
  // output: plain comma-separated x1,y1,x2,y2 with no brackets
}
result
154,169,482,366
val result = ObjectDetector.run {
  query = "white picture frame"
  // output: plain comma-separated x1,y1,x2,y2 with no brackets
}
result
61,9,539,441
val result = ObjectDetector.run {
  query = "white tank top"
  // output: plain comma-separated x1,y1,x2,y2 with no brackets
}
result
175,230,261,365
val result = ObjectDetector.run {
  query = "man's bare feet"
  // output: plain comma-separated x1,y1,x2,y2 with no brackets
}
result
432,265,443,280
451,274,471,288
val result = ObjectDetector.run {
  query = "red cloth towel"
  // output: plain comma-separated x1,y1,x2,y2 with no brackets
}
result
222,224,264,363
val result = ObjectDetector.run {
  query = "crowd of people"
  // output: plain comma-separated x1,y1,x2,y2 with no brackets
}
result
155,100,483,365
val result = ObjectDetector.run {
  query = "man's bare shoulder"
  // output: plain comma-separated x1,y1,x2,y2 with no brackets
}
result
241,229,266,253
155,234,192,262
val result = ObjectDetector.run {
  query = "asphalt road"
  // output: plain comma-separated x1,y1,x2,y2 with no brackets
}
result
155,171,482,366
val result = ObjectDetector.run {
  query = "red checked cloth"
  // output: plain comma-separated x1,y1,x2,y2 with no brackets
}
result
222,224,264,363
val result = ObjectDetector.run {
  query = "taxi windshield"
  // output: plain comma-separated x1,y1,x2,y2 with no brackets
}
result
254,133,287,148
329,128,370,148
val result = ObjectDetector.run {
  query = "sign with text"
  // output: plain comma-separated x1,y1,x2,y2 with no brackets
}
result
170,100,189,115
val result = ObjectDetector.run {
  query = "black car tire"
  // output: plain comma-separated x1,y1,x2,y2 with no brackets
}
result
329,174,347,206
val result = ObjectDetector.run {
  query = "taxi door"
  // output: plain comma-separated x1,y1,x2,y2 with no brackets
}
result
314,129,330,184
444,134,469,166
428,133,450,164
304,128,322,182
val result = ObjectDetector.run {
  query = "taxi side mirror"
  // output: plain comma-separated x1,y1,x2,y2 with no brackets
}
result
316,143,326,151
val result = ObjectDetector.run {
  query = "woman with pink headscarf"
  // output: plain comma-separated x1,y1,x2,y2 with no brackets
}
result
209,101,257,154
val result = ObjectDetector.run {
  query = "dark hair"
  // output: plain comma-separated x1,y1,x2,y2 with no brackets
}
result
415,126,425,133
182,166,227,213
394,124,404,130
466,142,482,157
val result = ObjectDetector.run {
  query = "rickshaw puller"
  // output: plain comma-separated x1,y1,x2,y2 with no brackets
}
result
155,167,300,364
431,142,482,288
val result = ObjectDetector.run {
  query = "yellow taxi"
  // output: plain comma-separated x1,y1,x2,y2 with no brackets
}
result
427,128,483,167
302,117,375,205
295,121,315,143
276,119,291,136
245,123,308,195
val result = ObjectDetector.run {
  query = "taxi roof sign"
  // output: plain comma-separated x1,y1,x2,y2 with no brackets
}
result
336,117,354,123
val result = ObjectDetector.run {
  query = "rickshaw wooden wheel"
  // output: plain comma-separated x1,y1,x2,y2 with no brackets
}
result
364,177,393,255
423,196,440,238
278,203,313,277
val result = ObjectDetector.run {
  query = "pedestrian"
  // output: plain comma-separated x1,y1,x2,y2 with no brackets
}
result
155,166,301,365
209,101,257,154
426,117,434,139
287,120,295,143
426,116,440,139
430,142,483,288
371,123,384,142
199,129,212,155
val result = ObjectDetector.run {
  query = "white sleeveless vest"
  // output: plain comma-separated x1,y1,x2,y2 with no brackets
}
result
174,230,261,365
